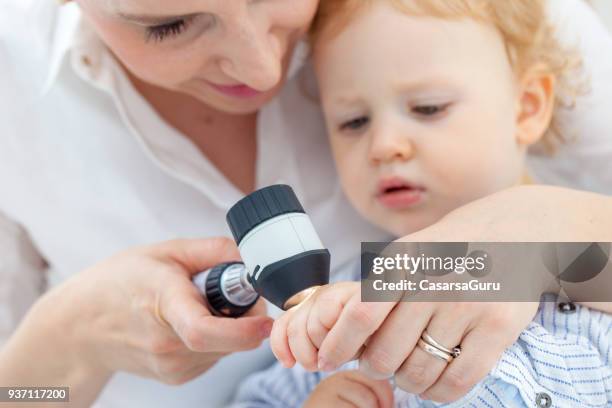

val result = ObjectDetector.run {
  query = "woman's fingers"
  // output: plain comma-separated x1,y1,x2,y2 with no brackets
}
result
244,296,270,318
161,284,273,353
358,302,433,379
151,237,241,276
421,325,511,403
318,292,397,371
394,304,470,396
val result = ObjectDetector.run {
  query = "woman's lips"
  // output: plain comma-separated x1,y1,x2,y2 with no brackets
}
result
208,82,263,99
377,178,426,210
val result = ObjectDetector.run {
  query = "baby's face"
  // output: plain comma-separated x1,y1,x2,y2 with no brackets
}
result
314,3,527,236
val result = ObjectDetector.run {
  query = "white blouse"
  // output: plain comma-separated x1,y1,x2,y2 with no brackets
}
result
0,0,610,407
0,2,390,407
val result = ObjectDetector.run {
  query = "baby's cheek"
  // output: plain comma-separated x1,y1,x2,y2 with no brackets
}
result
336,155,370,203
443,153,518,205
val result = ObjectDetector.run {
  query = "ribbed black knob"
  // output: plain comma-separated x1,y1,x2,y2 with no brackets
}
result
226,185,305,245
205,262,256,318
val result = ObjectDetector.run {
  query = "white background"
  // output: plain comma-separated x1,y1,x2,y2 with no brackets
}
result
592,0,612,31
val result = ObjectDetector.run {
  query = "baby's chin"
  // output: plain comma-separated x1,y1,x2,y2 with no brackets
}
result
367,209,446,239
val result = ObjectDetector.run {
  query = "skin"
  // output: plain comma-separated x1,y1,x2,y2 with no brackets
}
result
303,370,394,408
0,238,274,407
274,185,612,405
272,2,564,404
76,0,317,114
3,1,611,407
0,1,318,405
315,4,551,236
75,0,319,193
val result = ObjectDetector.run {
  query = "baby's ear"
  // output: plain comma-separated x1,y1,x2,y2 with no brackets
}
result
515,64,556,146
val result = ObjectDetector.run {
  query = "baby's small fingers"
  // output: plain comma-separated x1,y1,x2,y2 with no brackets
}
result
287,302,319,371
319,291,396,371
270,310,296,368
338,371,392,408
306,292,342,348
308,282,360,348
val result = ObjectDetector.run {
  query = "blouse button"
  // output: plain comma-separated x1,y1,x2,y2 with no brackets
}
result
558,302,576,314
81,55,92,67
536,392,552,408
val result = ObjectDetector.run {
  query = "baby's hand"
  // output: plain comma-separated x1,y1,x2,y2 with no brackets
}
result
271,281,362,370
303,370,394,408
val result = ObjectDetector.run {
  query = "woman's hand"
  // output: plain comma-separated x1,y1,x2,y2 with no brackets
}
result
0,237,273,407
272,282,538,404
322,185,612,403
273,184,612,404
303,371,393,408
71,238,273,381
352,301,538,403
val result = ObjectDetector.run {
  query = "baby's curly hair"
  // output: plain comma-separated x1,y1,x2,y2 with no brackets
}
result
310,0,588,152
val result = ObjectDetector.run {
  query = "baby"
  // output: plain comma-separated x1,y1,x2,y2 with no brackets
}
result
233,0,611,407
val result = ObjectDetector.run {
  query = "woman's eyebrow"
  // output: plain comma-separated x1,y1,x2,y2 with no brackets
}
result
117,12,199,25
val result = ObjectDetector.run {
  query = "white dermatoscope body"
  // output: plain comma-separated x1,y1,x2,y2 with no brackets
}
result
193,185,331,316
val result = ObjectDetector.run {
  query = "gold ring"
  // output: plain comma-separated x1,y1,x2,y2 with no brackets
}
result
417,338,453,363
421,331,461,358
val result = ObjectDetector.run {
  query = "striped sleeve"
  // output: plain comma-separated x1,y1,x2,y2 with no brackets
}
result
229,361,325,408
395,295,612,408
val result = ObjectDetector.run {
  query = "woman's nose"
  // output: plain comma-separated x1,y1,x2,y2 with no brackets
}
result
368,127,414,165
219,24,283,91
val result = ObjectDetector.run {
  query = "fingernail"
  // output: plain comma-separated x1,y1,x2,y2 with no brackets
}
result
318,356,336,371
260,320,273,337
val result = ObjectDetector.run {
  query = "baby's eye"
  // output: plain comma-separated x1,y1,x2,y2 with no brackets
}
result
411,103,450,117
339,116,370,132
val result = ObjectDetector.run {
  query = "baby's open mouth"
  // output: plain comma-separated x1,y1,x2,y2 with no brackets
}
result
384,185,414,193
377,178,426,209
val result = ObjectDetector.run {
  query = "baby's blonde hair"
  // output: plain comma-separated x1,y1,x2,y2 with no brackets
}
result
310,0,587,152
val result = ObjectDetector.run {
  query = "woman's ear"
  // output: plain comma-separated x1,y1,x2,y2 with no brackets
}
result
514,64,556,147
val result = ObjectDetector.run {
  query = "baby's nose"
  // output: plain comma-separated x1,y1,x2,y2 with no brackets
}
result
368,129,414,165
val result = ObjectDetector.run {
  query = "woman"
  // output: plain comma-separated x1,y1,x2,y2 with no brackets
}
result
0,0,610,407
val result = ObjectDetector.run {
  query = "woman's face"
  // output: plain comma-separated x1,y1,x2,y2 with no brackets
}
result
76,0,319,114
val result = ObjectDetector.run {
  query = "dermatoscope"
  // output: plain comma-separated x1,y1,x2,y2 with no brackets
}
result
192,185,331,317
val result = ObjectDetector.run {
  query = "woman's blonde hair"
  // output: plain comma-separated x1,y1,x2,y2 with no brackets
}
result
310,0,587,152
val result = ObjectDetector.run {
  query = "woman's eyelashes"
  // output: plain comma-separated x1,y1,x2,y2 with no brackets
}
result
145,14,215,43
146,19,188,42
